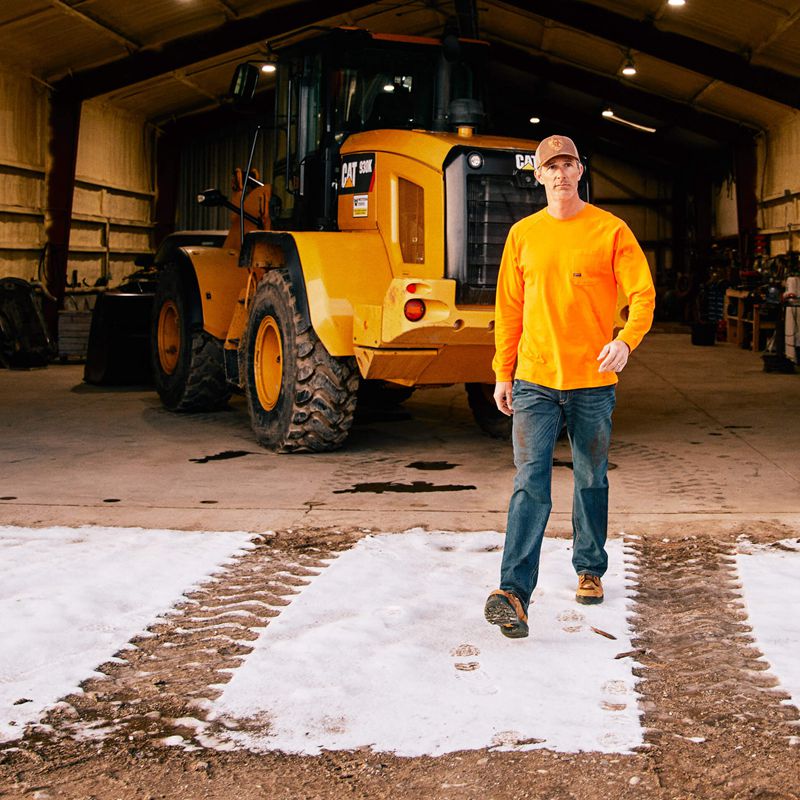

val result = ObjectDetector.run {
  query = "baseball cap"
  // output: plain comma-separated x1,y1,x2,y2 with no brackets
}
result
534,135,580,169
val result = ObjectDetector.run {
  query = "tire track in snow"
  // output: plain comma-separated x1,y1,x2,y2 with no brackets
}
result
33,533,357,751
627,535,799,797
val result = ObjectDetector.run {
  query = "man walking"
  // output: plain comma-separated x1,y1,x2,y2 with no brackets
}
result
484,135,655,639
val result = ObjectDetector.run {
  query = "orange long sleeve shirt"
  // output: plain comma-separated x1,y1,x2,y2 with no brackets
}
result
492,203,656,390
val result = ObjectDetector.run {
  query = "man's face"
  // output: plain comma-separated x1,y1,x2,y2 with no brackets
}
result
535,156,584,201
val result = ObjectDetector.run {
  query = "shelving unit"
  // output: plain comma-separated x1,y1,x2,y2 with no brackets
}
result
724,288,775,351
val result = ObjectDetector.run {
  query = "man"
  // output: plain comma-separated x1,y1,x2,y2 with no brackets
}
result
484,135,655,639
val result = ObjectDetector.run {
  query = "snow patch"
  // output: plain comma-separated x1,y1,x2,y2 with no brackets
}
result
212,530,643,756
737,540,800,713
0,525,253,742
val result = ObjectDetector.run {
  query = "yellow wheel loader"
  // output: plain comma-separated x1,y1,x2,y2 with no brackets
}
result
151,28,555,452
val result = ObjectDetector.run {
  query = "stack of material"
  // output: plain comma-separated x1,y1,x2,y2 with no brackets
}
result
57,310,92,361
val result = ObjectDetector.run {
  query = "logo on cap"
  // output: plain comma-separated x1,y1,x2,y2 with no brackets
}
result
549,137,563,151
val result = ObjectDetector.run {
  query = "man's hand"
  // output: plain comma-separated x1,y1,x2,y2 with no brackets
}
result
494,381,514,416
597,340,630,373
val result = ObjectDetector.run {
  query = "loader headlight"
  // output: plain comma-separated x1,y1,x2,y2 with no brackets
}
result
467,152,483,169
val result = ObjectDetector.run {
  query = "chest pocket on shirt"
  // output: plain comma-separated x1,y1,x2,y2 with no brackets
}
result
569,250,604,286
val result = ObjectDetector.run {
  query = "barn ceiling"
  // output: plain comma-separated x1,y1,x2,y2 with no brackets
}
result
1,0,798,167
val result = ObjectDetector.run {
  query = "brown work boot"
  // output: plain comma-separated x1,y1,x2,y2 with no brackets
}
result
576,574,603,605
484,589,529,638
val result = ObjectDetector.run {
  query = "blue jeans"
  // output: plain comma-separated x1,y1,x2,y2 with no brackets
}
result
499,380,616,611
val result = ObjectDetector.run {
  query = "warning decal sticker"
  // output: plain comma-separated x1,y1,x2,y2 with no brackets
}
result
340,153,376,195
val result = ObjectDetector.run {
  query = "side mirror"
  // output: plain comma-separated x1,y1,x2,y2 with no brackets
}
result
197,188,226,207
230,63,260,102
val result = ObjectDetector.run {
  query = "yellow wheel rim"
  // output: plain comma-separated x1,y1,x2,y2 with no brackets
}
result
254,315,282,411
157,300,180,375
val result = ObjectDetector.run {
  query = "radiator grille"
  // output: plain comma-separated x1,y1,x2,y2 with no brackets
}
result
466,175,542,296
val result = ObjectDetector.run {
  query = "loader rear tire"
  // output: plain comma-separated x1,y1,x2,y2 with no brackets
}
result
151,265,230,412
466,382,568,442
244,269,359,453
466,382,512,440
357,380,415,408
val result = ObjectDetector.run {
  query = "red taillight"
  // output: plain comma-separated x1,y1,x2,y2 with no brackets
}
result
404,299,426,322
406,283,418,294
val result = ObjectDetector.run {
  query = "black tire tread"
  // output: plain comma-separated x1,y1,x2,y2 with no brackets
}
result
151,264,230,413
465,382,512,440
248,270,359,453
175,330,231,412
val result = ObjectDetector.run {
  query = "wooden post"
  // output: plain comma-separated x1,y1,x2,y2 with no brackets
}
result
43,90,82,338
154,128,180,247
734,140,758,266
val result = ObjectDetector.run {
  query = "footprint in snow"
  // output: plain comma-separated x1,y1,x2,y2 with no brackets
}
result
450,643,480,658
557,609,585,632
451,643,481,672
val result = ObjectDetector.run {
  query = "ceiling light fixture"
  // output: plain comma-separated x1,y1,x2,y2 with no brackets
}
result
621,57,637,76
529,116,541,124
667,0,686,6
261,63,276,74
601,107,656,133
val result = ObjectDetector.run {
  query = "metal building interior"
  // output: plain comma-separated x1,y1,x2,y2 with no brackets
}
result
1,0,798,301
0,2,799,799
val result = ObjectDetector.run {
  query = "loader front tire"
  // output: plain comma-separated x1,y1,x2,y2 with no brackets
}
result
151,265,230,412
244,269,359,453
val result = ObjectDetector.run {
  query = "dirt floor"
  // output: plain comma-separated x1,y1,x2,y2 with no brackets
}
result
1,333,799,798
1,527,798,800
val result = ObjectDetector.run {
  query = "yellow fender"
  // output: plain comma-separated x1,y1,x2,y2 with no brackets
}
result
240,230,393,357
173,244,247,341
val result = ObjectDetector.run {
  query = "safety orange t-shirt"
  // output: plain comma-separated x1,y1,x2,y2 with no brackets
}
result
492,203,656,390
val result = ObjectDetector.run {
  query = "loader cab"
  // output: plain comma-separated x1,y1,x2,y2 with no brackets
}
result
260,28,488,232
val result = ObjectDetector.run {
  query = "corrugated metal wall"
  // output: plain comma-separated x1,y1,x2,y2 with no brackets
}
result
0,70,48,282
757,118,800,256
591,154,671,278
176,119,271,232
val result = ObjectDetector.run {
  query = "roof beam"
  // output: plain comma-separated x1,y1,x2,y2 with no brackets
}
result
498,0,800,110
53,0,374,99
170,71,223,103
209,0,239,20
754,5,800,53
49,0,141,52
490,40,757,144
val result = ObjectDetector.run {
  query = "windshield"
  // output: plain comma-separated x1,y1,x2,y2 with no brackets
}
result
330,47,436,133
328,42,483,134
